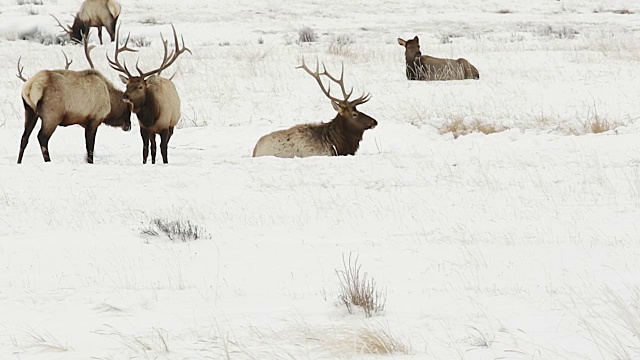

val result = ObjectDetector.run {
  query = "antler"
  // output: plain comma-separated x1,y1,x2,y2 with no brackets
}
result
296,57,370,107
50,14,74,40
16,57,27,82
135,24,192,78
107,27,137,79
82,31,96,69
61,51,73,69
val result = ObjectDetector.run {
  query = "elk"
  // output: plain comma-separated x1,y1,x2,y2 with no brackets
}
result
17,34,132,164
108,24,190,164
397,36,479,81
252,58,377,158
52,0,121,44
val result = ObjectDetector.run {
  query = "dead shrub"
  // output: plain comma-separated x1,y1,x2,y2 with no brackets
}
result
297,26,317,43
336,253,386,317
439,115,509,139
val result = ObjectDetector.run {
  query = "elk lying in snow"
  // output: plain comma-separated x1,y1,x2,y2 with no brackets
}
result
17,35,131,164
252,58,377,158
108,25,191,164
52,0,121,44
397,36,479,81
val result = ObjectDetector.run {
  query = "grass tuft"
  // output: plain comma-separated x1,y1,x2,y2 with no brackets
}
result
336,253,386,317
439,115,509,139
141,218,210,242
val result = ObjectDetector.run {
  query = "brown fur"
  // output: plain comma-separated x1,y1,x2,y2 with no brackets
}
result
18,69,131,164
253,101,377,158
397,36,479,81
70,0,121,44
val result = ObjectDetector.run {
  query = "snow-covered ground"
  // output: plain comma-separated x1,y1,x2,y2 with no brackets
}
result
1,0,640,358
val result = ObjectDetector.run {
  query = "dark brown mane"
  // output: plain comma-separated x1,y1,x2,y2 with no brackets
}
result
310,114,367,156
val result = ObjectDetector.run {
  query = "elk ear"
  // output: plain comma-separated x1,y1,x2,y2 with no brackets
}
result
145,74,159,86
413,36,419,43
331,100,341,112
118,75,128,84
397,38,406,46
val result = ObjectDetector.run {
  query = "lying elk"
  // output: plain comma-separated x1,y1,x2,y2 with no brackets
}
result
52,0,121,44
397,36,479,81
108,24,191,164
17,34,131,164
252,58,377,158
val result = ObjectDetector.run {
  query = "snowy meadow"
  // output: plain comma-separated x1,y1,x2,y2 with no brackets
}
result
1,0,640,358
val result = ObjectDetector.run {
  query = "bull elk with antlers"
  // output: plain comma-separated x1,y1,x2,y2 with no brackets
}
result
397,36,479,81
252,58,377,158
108,24,191,164
53,0,121,44
16,34,132,164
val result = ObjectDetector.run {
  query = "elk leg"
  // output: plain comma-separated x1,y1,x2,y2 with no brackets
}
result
150,134,157,164
84,122,99,164
36,121,57,163
97,27,103,45
107,19,117,42
160,128,170,164
17,101,38,164
140,127,150,164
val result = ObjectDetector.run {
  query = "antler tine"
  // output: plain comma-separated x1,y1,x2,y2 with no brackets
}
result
137,23,192,79
50,14,72,37
61,50,73,69
349,92,371,107
16,56,27,82
106,28,137,79
296,57,344,104
320,62,353,102
82,31,95,69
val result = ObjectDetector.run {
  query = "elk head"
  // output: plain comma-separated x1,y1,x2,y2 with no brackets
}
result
397,36,422,63
297,58,377,132
107,24,191,117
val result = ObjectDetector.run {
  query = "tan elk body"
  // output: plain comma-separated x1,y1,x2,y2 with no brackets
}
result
397,36,479,81
17,40,131,164
108,25,190,164
253,59,377,158
53,0,121,44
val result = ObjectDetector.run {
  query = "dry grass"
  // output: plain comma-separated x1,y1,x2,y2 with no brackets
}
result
438,115,509,139
336,253,386,317
323,323,411,355
496,9,512,14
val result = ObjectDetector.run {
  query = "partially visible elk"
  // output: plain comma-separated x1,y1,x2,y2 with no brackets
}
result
17,34,131,164
397,36,479,81
108,24,191,164
52,0,121,44
252,58,377,158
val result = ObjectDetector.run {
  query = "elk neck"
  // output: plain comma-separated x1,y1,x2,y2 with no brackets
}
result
132,90,159,128
319,114,364,156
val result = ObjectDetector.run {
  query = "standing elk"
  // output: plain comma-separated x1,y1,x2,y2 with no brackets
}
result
252,58,377,158
107,25,191,164
397,36,479,81
17,34,132,164
52,0,121,45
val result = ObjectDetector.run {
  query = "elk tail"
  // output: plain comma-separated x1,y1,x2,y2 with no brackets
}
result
21,73,47,111
108,0,121,19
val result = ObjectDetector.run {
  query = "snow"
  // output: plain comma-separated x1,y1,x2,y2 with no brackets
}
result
1,0,640,358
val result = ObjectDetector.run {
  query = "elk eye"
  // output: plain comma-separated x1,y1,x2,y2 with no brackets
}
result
138,85,143,90
352,112,358,118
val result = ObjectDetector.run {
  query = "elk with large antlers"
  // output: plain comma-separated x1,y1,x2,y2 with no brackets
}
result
52,0,121,44
108,24,191,164
252,58,377,158
397,36,479,81
17,33,131,164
